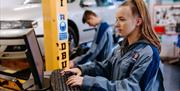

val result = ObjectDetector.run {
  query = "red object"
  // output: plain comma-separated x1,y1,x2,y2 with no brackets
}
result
154,26,165,34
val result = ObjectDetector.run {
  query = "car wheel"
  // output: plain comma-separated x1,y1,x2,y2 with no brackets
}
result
68,26,78,54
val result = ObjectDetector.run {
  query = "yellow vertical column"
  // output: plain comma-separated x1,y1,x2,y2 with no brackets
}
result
42,0,69,71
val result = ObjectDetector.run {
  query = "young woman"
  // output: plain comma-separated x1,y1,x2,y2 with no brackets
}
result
61,0,164,91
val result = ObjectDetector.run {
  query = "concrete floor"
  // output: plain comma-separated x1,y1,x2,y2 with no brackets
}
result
161,63,180,91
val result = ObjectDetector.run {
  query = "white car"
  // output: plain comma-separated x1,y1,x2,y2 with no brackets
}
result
67,0,122,46
35,0,123,52
0,0,123,58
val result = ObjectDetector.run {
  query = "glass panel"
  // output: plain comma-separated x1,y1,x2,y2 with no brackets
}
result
95,0,113,7
67,0,75,3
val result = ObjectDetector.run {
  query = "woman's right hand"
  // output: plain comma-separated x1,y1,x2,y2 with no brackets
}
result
60,68,82,76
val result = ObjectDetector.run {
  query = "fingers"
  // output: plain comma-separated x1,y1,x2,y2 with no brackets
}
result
66,75,77,86
66,75,83,87
71,81,79,87
60,68,82,76
60,69,74,76
60,70,65,76
70,68,82,76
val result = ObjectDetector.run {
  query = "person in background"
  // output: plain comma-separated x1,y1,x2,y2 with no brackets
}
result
62,0,164,91
69,10,114,68
176,22,180,48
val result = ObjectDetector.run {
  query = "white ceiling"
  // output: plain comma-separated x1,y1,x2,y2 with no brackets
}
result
0,0,42,20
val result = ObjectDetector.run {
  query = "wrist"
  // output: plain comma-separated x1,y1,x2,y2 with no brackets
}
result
75,68,82,76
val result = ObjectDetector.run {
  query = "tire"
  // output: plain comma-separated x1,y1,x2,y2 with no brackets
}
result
68,26,78,55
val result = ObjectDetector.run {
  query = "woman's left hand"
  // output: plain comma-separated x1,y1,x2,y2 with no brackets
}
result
66,75,83,87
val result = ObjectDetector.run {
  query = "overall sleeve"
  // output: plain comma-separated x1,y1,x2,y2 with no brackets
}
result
78,52,113,77
81,46,158,91
74,28,110,65
77,44,118,76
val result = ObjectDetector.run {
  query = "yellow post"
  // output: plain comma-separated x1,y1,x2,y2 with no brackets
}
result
42,0,69,71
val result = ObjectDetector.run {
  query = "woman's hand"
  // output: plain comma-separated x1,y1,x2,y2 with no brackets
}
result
66,75,83,87
60,68,82,76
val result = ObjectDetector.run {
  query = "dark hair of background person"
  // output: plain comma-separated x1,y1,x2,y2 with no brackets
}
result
82,10,97,23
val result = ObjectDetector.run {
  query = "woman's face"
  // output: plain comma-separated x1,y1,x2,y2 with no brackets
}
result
115,6,138,37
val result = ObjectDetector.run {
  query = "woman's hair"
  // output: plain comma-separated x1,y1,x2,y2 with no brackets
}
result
120,0,161,52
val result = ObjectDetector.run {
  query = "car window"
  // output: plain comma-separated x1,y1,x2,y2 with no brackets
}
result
151,0,180,4
116,0,124,1
95,0,113,7
80,0,114,7
174,0,180,2
67,0,75,3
